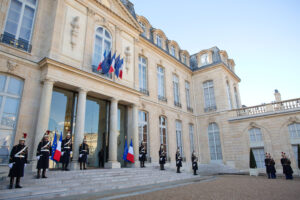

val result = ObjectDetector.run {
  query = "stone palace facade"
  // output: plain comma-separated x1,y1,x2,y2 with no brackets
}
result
0,0,299,175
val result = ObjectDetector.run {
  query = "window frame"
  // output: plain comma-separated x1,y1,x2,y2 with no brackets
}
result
189,123,195,154
138,56,148,94
157,66,166,100
175,120,183,156
203,80,216,112
138,110,149,157
159,116,168,158
208,122,223,162
173,74,181,107
156,34,162,48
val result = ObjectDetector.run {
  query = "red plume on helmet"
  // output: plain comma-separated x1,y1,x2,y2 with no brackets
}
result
20,133,27,141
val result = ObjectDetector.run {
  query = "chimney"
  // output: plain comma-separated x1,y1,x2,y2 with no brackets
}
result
274,89,281,102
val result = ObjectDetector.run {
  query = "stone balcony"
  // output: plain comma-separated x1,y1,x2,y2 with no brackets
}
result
229,98,300,121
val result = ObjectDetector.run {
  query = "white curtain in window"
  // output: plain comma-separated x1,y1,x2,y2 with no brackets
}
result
173,75,180,103
208,123,222,161
139,57,147,90
252,148,265,168
288,123,300,139
203,81,216,110
176,120,183,156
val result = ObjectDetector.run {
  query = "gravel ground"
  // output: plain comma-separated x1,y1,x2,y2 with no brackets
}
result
118,175,300,200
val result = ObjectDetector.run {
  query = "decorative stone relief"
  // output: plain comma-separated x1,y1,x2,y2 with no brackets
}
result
177,114,181,119
250,122,258,128
288,116,299,124
159,59,163,65
125,46,131,73
70,16,80,50
141,103,145,109
7,60,18,72
161,109,165,115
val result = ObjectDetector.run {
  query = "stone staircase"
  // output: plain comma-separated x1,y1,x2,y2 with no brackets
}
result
198,163,242,175
0,166,198,200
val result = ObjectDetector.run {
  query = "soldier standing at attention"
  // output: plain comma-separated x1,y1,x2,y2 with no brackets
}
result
269,155,276,179
264,153,271,179
36,131,52,178
285,156,294,180
159,144,166,170
8,133,28,189
281,152,287,178
191,151,198,175
139,142,146,168
176,147,182,173
61,132,72,171
79,137,89,170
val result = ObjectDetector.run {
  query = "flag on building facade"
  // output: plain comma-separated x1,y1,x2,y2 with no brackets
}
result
53,132,62,162
97,50,107,71
114,57,124,79
123,138,128,161
50,131,57,161
126,139,134,163
109,52,116,73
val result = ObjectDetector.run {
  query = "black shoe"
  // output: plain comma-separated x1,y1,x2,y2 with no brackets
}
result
9,185,13,189
15,185,22,189
65,168,70,171
37,175,40,179
83,168,87,170
42,176,48,178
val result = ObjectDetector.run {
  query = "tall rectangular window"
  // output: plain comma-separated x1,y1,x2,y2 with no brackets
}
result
189,124,194,154
173,75,180,107
234,87,240,108
139,56,148,95
2,0,37,52
176,120,183,156
170,45,175,57
183,54,187,65
252,148,265,168
226,81,233,109
203,80,216,112
185,81,191,110
156,35,162,48
157,66,165,100
138,111,148,156
159,116,168,157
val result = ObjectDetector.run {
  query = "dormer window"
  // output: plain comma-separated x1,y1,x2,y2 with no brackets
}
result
156,35,162,48
139,21,146,37
170,45,175,57
201,53,209,65
183,54,187,65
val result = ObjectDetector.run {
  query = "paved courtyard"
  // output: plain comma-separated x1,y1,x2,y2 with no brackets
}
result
116,175,300,200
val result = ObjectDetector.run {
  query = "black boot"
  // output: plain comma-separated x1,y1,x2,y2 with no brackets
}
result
62,163,65,171
194,170,197,175
37,169,41,179
42,169,47,178
83,162,86,170
140,162,142,168
80,163,82,170
15,177,22,188
65,163,69,171
9,177,14,189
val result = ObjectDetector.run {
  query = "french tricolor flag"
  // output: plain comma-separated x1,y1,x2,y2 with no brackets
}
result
126,139,134,163
53,132,62,162
109,52,116,73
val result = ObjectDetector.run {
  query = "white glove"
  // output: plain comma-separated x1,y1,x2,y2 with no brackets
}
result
24,164,27,168
70,151,73,155
8,163,13,168
61,152,64,156
36,156,40,160
79,154,82,158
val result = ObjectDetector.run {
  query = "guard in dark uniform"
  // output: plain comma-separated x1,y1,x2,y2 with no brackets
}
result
264,153,271,178
281,152,287,178
8,133,28,189
36,131,52,178
285,157,294,180
191,151,198,175
159,144,166,170
139,142,147,168
176,148,182,173
269,155,276,179
61,132,72,171
79,137,89,170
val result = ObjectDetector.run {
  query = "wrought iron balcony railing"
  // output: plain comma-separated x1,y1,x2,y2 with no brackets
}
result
187,106,194,113
174,101,182,108
139,88,149,96
158,95,167,102
0,33,32,53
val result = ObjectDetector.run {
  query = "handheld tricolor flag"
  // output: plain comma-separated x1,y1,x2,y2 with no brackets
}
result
50,132,57,161
126,139,134,163
123,137,128,161
53,132,62,162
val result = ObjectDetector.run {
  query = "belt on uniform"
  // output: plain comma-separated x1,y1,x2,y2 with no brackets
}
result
41,149,49,152
82,150,87,152
64,147,71,149
15,155,25,158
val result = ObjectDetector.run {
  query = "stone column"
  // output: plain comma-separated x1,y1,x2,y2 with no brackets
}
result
71,88,87,170
132,104,139,165
105,98,120,168
31,79,54,170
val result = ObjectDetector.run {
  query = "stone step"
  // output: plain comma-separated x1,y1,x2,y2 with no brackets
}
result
0,171,194,200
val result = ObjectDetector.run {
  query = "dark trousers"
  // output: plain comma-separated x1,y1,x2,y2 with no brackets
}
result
271,173,276,179
140,161,145,168
286,174,293,180
267,173,271,179
177,166,181,173
9,177,21,188
193,169,197,175
160,164,164,170
80,162,86,170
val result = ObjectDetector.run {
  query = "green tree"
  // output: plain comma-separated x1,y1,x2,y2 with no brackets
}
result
249,148,257,168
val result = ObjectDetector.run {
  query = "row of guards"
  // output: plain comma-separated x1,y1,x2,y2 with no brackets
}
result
8,131,135,189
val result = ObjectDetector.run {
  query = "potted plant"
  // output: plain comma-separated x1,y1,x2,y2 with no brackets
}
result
249,148,258,176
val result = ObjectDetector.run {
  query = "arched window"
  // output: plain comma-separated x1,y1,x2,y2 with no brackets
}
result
208,123,222,161
3,0,38,52
200,53,209,66
92,27,112,71
249,128,263,143
248,127,265,168
288,123,300,139
138,111,148,156
0,74,24,163
159,116,168,157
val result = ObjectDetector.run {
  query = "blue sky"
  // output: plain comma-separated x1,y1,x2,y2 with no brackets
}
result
130,0,300,106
